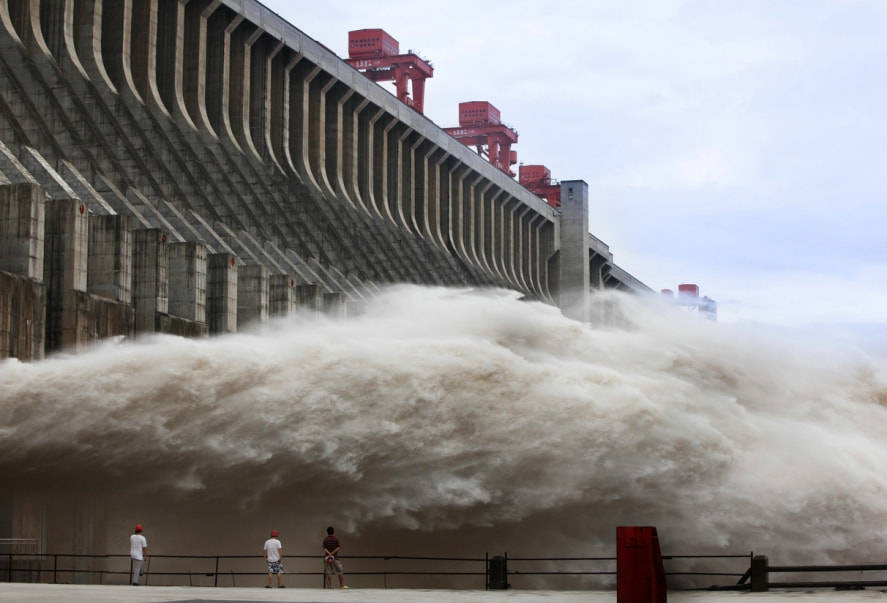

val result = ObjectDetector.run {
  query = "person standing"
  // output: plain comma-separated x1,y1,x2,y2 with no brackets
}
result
263,529,285,588
322,526,346,589
129,524,148,586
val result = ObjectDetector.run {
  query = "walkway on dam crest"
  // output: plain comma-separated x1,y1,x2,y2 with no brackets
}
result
1,584,886,602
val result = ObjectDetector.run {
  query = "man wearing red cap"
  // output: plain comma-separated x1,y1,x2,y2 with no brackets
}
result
129,525,148,586
263,529,284,588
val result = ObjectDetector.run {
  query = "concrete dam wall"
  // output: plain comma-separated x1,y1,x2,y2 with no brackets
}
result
0,0,648,361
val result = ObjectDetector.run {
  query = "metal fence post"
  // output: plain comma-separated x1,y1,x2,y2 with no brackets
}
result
53,554,57,584
7,553,11,582
214,556,219,587
750,555,769,592
484,552,488,590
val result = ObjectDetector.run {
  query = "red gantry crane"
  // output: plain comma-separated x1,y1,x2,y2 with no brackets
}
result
443,101,518,176
345,29,433,114
519,164,561,208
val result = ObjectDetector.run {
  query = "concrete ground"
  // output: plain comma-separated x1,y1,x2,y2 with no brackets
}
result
1,584,887,602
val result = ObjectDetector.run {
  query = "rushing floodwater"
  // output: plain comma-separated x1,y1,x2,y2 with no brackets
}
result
1,285,886,578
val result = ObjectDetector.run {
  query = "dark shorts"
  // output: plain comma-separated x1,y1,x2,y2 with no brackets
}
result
267,560,284,574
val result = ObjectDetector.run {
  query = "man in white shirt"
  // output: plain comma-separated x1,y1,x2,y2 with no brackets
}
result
129,524,148,586
263,529,285,588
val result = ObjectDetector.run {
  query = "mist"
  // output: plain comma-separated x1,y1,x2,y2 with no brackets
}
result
2,285,886,576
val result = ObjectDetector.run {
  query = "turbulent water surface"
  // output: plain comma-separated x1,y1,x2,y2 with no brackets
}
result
2,286,886,571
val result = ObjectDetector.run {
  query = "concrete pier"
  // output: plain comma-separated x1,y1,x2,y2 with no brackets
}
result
557,180,590,322
87,214,133,303
207,253,238,334
43,198,88,352
237,263,269,327
0,183,45,280
0,184,45,360
269,274,296,317
323,291,347,317
132,228,170,334
168,241,208,324
295,283,322,312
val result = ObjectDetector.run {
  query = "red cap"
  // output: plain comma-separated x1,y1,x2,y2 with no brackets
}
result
270,529,279,537
134,524,143,532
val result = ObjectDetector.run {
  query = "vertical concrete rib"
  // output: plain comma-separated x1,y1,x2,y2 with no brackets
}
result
352,103,377,214
329,86,355,206
318,79,348,199
241,29,268,162
199,2,228,137
163,0,198,129
367,109,391,221
344,97,369,211
485,189,506,280
279,52,303,176
513,206,531,293
539,220,556,302
408,136,431,237
73,0,117,92
469,178,491,273
424,149,448,249
448,165,471,263
0,1,23,44
394,128,417,230
262,39,285,170
375,117,398,223
500,197,520,288
129,0,168,114
225,19,260,156
182,0,219,136
527,213,547,298
218,13,245,151
50,0,90,80
288,60,322,190
391,125,414,228
7,0,51,57
305,68,332,193
100,0,141,100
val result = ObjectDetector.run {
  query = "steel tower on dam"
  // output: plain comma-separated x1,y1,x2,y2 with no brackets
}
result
0,0,650,361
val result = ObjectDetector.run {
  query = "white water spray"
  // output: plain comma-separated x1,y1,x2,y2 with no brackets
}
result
1,285,886,568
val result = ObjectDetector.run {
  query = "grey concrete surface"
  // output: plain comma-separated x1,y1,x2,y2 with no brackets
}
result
1,584,886,602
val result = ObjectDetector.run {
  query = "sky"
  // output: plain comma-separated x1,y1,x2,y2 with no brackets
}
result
261,0,886,333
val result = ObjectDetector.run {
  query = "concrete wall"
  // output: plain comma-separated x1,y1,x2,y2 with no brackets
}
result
0,0,651,363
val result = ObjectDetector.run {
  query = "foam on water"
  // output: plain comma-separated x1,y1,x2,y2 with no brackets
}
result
1,285,886,565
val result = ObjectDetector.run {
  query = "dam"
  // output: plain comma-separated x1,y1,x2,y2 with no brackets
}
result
0,0,648,363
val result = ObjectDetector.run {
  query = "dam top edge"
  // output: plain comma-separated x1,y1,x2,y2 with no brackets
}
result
216,0,558,223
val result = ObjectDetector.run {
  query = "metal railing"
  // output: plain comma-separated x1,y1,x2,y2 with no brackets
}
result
6,549,880,591
0,552,490,589
741,555,887,591
0,538,41,555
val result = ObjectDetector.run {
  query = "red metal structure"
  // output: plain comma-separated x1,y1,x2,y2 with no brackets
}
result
443,101,518,176
616,526,667,603
518,164,561,207
678,283,700,297
345,29,433,114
